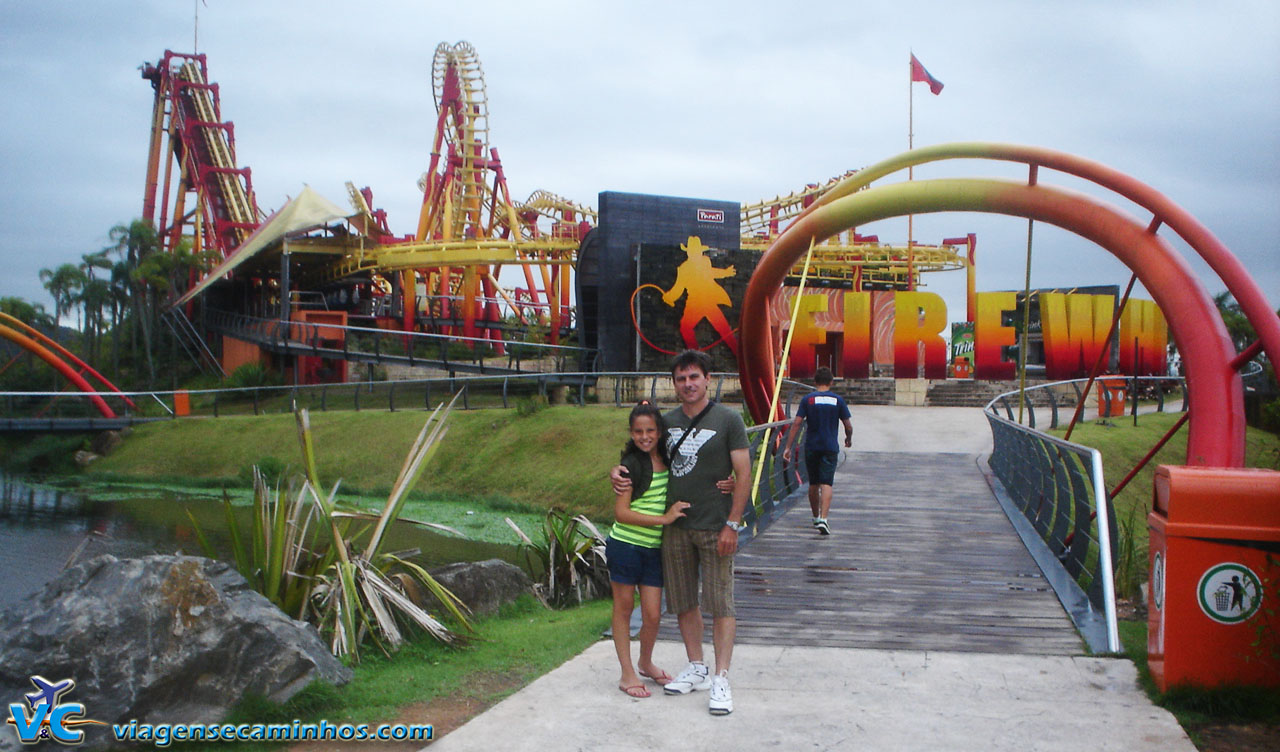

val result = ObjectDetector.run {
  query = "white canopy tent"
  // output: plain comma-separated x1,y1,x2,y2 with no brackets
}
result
172,185,350,308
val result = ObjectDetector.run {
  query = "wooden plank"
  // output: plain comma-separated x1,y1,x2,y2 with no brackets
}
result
657,452,1084,655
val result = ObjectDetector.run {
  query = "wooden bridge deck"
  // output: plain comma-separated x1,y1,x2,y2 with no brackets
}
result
660,451,1083,655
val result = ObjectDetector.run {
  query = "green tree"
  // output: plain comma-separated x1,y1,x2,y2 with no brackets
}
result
1212,291,1258,354
0,297,54,328
38,263,85,332
78,250,113,364
0,297,56,391
109,220,162,385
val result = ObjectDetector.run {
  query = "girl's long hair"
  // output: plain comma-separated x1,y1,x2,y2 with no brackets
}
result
622,400,670,465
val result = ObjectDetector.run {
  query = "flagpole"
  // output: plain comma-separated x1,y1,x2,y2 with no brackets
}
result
907,52,914,249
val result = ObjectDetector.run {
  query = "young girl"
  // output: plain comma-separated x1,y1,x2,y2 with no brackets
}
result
607,400,689,698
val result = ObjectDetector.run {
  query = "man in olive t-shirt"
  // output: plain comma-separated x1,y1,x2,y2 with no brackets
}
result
664,402,747,530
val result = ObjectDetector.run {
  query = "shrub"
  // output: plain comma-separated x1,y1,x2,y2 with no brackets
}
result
515,394,548,417
223,362,280,390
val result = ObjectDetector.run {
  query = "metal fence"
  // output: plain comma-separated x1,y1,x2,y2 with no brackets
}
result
987,375,1189,431
204,309,597,375
1,371,813,537
984,383,1133,653
0,372,744,423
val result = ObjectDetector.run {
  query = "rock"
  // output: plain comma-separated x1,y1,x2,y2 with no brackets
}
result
429,558,534,616
72,450,99,468
90,430,124,456
0,555,351,750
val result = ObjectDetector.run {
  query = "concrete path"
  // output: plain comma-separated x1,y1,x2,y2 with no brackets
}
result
425,406,1195,751
428,641,1193,751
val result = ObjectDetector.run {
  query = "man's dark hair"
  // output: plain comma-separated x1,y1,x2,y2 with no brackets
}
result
814,366,834,385
671,349,712,377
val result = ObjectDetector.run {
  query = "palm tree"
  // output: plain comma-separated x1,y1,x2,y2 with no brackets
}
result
0,296,54,328
38,263,86,334
109,220,161,384
79,251,113,364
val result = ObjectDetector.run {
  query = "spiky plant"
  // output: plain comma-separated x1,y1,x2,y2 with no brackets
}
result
506,509,609,608
297,393,473,660
192,393,474,662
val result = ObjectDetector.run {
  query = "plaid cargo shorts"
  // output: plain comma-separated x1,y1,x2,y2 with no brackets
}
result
661,525,735,617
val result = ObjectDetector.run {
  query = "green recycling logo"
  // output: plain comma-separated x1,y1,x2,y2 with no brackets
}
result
1197,562,1263,625
1151,552,1164,611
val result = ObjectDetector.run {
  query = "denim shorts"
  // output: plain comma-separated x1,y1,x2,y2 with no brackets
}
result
606,536,664,588
806,449,839,486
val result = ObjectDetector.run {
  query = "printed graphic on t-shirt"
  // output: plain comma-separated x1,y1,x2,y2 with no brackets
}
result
667,427,717,477
813,395,838,406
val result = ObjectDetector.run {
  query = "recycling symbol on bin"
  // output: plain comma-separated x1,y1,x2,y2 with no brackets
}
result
1196,562,1263,625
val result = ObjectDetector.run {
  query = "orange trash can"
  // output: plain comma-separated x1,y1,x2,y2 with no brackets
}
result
173,390,190,417
1146,465,1280,690
1096,377,1127,417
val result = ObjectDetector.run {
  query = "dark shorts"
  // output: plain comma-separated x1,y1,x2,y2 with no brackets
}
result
606,536,664,588
805,449,839,486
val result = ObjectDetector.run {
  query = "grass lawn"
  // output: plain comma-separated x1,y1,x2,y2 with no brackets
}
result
1050,412,1280,597
82,404,636,522
1117,619,1280,749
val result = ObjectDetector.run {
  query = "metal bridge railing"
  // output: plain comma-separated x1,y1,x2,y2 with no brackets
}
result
738,417,809,545
984,383,1132,653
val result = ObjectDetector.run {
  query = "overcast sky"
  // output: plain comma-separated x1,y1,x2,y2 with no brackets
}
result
2,0,1276,329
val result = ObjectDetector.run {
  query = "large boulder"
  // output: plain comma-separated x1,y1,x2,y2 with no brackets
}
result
429,558,534,616
0,554,351,750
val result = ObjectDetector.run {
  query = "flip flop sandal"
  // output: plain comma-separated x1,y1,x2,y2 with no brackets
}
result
639,670,673,684
619,684,650,698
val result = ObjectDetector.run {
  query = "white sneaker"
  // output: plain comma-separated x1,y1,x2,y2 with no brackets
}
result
708,672,733,715
664,661,711,695
816,518,830,535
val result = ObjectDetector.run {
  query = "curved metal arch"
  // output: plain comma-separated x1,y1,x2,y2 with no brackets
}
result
810,143,1280,370
740,177,1244,467
0,323,116,418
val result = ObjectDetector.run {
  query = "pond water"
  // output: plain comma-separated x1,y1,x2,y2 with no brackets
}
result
0,475,527,611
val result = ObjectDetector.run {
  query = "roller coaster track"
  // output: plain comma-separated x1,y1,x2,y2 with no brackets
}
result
741,170,967,287
142,52,262,258
144,41,968,354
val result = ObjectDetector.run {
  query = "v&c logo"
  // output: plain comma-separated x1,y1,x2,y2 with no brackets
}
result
6,675,107,746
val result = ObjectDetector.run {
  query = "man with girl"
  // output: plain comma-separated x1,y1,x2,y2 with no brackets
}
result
605,349,751,716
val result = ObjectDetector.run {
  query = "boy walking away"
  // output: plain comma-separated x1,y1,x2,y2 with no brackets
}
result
782,367,851,535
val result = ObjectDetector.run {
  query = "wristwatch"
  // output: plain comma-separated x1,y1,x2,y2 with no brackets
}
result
724,520,746,532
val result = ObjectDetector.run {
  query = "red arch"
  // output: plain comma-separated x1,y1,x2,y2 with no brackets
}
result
0,323,117,418
0,312,136,410
740,144,1276,468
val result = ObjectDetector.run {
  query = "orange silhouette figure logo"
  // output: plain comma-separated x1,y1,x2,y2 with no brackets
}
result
662,236,739,356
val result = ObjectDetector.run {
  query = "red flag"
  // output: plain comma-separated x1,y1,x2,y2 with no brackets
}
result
910,54,944,95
